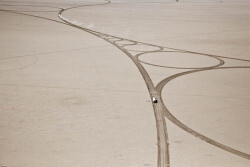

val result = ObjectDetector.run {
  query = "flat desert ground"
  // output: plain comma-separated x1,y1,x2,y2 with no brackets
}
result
0,0,249,167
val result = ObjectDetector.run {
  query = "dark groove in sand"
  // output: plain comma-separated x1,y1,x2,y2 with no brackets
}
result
156,66,250,160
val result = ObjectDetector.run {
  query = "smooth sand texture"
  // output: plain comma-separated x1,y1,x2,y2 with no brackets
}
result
0,0,249,167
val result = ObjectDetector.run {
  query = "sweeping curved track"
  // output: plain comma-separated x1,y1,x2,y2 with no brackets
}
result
1,1,249,167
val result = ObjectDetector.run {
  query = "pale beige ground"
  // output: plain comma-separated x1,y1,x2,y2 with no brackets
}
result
0,0,249,167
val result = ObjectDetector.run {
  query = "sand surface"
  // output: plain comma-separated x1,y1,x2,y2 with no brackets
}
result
0,0,249,167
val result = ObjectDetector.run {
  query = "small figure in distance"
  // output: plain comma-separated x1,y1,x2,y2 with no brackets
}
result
152,97,158,103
